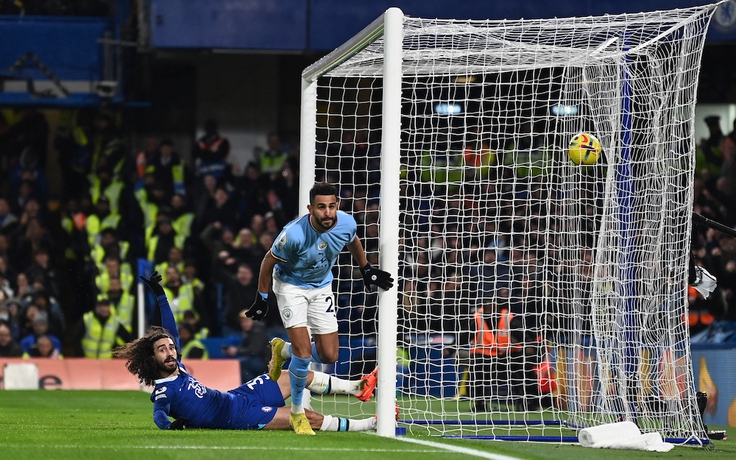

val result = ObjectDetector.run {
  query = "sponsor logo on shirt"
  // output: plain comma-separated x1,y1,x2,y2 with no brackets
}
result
154,387,168,400
276,233,287,250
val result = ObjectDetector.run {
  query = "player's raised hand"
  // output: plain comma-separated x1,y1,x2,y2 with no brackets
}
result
360,264,394,290
245,292,269,321
140,270,165,296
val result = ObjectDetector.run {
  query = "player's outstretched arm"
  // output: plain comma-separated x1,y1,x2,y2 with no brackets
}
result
153,399,174,429
246,250,279,321
140,271,179,345
347,236,394,290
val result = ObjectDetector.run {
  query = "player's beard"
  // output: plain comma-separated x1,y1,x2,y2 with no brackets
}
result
156,357,178,376
316,216,334,231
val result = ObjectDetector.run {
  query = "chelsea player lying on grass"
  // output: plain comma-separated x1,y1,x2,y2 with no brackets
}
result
115,271,378,432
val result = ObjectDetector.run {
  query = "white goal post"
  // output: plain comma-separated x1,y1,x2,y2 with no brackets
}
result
300,3,721,444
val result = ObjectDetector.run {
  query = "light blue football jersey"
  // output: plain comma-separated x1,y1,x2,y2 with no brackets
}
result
271,210,357,289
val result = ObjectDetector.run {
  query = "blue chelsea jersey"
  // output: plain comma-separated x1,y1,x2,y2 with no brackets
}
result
271,210,357,289
151,370,249,429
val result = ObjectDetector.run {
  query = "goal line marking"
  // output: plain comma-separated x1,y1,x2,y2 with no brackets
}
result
395,436,527,460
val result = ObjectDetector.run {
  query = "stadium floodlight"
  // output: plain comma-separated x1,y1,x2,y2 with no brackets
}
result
299,3,721,445
434,102,463,115
551,103,579,116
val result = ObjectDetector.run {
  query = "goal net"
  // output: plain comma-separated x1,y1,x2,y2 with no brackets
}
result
300,4,720,444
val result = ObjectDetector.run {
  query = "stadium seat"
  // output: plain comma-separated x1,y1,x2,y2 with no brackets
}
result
201,337,240,359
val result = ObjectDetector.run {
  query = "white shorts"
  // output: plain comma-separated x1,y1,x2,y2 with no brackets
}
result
272,277,338,335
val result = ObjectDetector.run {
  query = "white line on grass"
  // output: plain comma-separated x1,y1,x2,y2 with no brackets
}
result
395,437,526,460
0,444,445,453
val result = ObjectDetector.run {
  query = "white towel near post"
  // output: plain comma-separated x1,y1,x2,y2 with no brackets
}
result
578,421,674,452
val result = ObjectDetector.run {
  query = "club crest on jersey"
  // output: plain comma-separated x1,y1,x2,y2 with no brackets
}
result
318,241,327,250
282,308,293,320
187,377,207,398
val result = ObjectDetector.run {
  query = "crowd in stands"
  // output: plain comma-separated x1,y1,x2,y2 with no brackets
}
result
0,108,298,380
688,115,736,335
1,106,735,395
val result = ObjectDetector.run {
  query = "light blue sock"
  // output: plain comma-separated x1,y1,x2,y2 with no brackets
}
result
311,343,323,364
289,355,311,409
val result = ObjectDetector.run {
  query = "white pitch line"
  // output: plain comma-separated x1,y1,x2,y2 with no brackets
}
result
0,440,526,458
0,444,445,453
395,437,527,460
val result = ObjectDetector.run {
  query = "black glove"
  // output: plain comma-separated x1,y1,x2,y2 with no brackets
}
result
140,271,165,297
245,293,269,321
169,418,189,430
360,264,394,290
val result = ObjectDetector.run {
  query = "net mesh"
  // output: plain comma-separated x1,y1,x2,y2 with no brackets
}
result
307,5,717,442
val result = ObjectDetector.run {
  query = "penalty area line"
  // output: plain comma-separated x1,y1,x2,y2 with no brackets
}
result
395,436,527,460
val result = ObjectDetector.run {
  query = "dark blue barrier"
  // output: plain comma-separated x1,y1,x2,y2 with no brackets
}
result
403,343,458,398
334,336,376,380
201,336,240,359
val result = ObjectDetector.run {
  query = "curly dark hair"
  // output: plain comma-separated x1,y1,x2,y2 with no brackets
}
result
309,182,338,204
114,326,180,387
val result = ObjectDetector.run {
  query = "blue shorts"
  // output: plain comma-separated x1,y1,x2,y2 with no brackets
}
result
227,374,285,429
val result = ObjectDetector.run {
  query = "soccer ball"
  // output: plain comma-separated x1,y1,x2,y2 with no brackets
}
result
567,132,602,165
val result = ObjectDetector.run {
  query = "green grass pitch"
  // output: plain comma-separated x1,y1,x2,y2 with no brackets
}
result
0,390,733,460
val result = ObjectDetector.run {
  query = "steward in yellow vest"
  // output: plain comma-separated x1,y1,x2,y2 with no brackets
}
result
73,298,133,359
162,266,198,325
95,255,135,295
147,216,187,264
149,139,191,199
133,175,161,246
88,167,125,216
103,278,135,334
170,193,195,239
178,323,208,359
154,246,185,284
89,228,130,268
84,196,121,248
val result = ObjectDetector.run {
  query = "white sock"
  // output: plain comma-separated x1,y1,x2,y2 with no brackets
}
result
281,342,292,359
348,417,377,432
319,415,377,432
307,372,362,396
302,389,312,411
320,414,338,431
320,372,363,395
306,371,331,394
